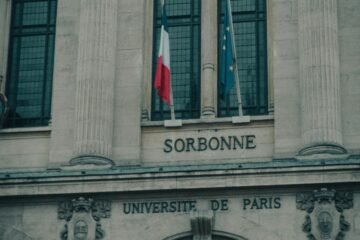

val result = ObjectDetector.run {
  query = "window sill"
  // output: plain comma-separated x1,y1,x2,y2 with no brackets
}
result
0,126,51,134
141,114,274,127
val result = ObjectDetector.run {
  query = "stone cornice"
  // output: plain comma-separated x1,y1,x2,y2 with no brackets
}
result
0,157,359,197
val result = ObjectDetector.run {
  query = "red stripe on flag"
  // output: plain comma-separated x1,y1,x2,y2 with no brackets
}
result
154,56,171,105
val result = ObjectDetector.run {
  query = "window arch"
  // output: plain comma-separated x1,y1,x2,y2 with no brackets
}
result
163,231,247,240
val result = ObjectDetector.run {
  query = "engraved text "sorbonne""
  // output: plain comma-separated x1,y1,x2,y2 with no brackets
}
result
163,135,256,153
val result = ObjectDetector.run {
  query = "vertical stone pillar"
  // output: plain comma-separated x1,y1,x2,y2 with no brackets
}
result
141,0,154,121
298,0,346,155
190,210,214,240
201,1,217,118
72,0,118,164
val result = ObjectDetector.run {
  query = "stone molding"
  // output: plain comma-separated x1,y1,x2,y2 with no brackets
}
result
1,161,360,196
58,197,111,240
296,188,353,240
298,143,347,156
190,210,214,240
69,155,115,167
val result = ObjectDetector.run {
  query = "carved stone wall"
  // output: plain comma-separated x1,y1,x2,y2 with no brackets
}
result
297,188,353,240
58,197,111,240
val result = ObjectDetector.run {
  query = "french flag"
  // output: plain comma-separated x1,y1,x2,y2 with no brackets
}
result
154,0,171,106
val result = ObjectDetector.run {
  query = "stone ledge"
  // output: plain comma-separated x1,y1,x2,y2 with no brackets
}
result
0,156,359,180
0,126,51,134
0,157,359,197
0,165,359,197
141,115,274,127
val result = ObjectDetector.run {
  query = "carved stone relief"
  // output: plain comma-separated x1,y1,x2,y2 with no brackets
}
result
297,188,353,240
58,197,111,240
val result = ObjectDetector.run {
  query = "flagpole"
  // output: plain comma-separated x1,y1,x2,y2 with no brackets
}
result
158,0,175,120
163,0,175,120
227,0,243,116
169,85,175,120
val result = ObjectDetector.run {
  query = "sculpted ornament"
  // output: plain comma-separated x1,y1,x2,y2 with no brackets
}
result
296,188,353,240
58,197,111,240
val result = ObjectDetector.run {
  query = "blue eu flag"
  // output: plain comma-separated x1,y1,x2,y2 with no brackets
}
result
220,1,235,100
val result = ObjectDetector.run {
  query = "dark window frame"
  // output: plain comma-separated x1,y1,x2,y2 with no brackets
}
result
151,0,201,121
5,0,57,128
217,0,268,117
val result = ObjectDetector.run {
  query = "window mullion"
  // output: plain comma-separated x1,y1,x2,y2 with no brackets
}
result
11,2,24,126
41,0,51,125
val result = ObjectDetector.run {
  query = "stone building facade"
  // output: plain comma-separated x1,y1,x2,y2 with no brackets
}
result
0,0,359,239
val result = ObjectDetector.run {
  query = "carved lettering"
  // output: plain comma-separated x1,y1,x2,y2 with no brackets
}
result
186,138,196,152
163,139,172,153
233,135,244,149
210,199,229,211
243,197,282,210
123,196,282,215
123,200,197,215
209,137,220,150
245,135,256,149
163,135,257,153
220,136,231,150
174,139,185,152
198,137,207,151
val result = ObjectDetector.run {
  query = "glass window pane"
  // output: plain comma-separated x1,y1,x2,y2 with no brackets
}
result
152,0,201,120
218,0,267,116
22,1,48,25
6,0,57,127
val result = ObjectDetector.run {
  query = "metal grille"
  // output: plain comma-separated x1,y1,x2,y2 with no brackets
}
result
218,0,267,116
5,0,57,127
152,0,201,120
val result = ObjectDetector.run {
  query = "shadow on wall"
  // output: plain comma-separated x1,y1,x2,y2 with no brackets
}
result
0,224,33,240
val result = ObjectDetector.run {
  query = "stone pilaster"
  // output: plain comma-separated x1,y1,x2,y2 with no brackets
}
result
298,0,346,155
201,1,217,118
141,0,154,121
72,0,118,163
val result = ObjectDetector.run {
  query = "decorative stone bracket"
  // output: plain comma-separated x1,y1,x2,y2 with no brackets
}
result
296,188,353,240
58,197,111,240
190,210,214,240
